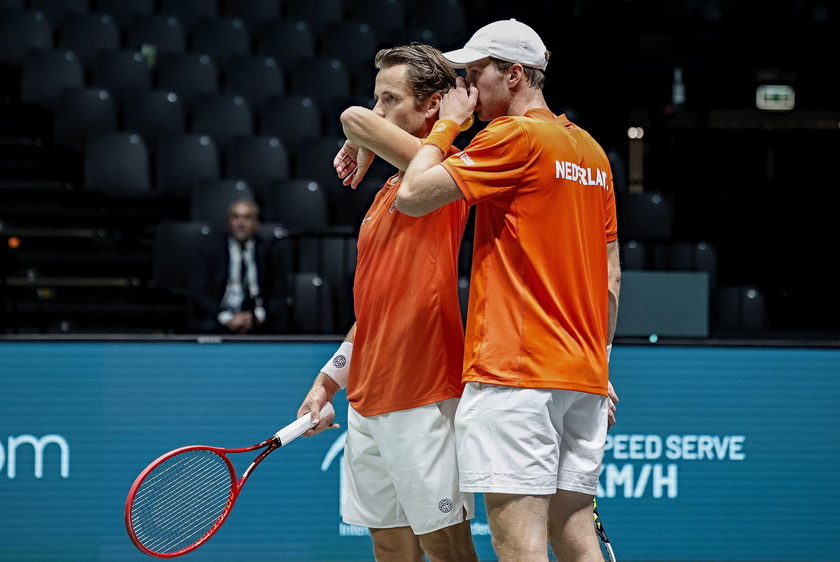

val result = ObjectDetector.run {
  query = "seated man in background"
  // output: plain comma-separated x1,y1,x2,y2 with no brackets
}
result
188,199,290,334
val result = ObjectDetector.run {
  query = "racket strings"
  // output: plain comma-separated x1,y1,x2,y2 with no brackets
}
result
130,449,234,554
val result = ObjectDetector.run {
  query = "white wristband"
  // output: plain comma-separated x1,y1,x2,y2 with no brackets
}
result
321,342,352,389
606,344,612,362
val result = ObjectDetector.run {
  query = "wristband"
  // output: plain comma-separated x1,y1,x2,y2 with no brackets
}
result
321,341,352,389
422,119,460,155
606,344,612,362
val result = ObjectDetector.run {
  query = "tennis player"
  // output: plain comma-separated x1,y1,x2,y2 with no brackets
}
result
297,44,478,562
396,20,622,562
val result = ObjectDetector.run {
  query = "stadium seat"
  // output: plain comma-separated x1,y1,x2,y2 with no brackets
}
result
222,0,280,31
56,13,120,67
290,136,347,199
88,50,152,105
222,55,284,110
286,0,344,33
347,0,406,40
190,178,256,229
256,19,315,69
717,285,766,331
20,49,84,108
258,94,323,149
407,0,467,46
29,0,88,28
125,14,187,56
620,239,647,270
93,0,154,28
291,272,336,334
296,234,357,331
619,190,674,241
224,135,290,201
121,90,186,147
155,133,220,199
320,21,379,70
288,57,352,119
149,220,213,296
0,10,51,66
0,0,25,13
83,132,152,197
262,179,332,234
189,93,254,148
158,0,218,31
189,16,251,70
53,87,118,149
155,52,219,108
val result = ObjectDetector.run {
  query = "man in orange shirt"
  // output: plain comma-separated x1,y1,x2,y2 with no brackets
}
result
296,44,477,562
397,20,622,562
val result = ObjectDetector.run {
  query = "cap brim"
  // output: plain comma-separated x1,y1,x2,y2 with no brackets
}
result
442,47,489,69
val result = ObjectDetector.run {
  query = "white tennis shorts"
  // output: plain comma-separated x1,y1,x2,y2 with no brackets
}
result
341,398,475,534
455,382,608,495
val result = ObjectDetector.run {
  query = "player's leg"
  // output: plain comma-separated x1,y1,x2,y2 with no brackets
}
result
547,390,609,562
418,517,478,562
374,399,477,561
547,489,603,562
370,527,425,562
483,492,550,561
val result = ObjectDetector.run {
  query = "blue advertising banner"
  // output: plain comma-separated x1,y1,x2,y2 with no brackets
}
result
1,342,838,561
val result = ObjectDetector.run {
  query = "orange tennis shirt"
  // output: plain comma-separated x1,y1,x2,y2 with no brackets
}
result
348,167,469,416
440,109,617,395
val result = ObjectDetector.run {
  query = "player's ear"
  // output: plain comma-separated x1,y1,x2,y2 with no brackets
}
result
425,92,442,118
509,64,525,88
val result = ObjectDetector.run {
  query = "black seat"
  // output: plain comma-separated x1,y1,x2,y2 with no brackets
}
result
291,272,336,334
125,14,187,56
155,133,220,199
56,13,120,68
149,220,213,297
263,179,332,234
83,132,152,197
29,0,88,28
189,16,252,69
286,0,344,33
258,94,323,149
155,52,219,108
224,135,290,201
619,190,674,242
290,135,347,199
407,0,467,46
222,0,280,31
93,0,154,29
222,55,284,110
347,0,405,40
189,93,254,148
158,0,218,32
89,50,153,105
620,240,647,270
288,57,352,119
255,19,315,69
121,90,186,147
190,178,256,229
0,10,52,66
53,86,118,149
20,49,85,108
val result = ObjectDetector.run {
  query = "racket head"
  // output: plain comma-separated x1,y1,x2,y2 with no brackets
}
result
125,446,238,558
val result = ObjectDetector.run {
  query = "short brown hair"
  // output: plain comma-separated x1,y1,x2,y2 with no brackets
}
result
492,58,547,90
374,43,458,107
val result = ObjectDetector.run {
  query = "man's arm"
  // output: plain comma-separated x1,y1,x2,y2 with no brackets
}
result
340,106,423,170
606,239,621,345
395,144,463,216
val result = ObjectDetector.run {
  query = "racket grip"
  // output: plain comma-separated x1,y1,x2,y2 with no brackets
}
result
274,402,335,446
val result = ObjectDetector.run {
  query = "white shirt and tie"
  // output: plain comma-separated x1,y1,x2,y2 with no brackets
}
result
216,237,266,326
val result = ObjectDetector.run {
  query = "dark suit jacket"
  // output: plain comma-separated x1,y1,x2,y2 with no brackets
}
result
187,234,291,333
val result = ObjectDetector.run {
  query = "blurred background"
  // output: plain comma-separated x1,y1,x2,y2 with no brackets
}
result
0,0,838,341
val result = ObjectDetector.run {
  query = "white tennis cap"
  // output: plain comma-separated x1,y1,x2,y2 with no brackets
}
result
443,19,549,71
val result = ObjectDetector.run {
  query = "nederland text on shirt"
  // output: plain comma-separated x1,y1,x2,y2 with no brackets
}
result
556,160,609,189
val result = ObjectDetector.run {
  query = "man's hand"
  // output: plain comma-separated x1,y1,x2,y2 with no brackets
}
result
607,380,619,428
439,76,478,128
297,374,341,437
227,311,254,334
334,140,375,189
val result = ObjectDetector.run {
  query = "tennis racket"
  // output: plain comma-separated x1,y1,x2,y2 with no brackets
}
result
593,497,616,562
124,402,335,558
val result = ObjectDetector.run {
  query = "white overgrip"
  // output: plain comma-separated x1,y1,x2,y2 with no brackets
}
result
274,402,335,446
